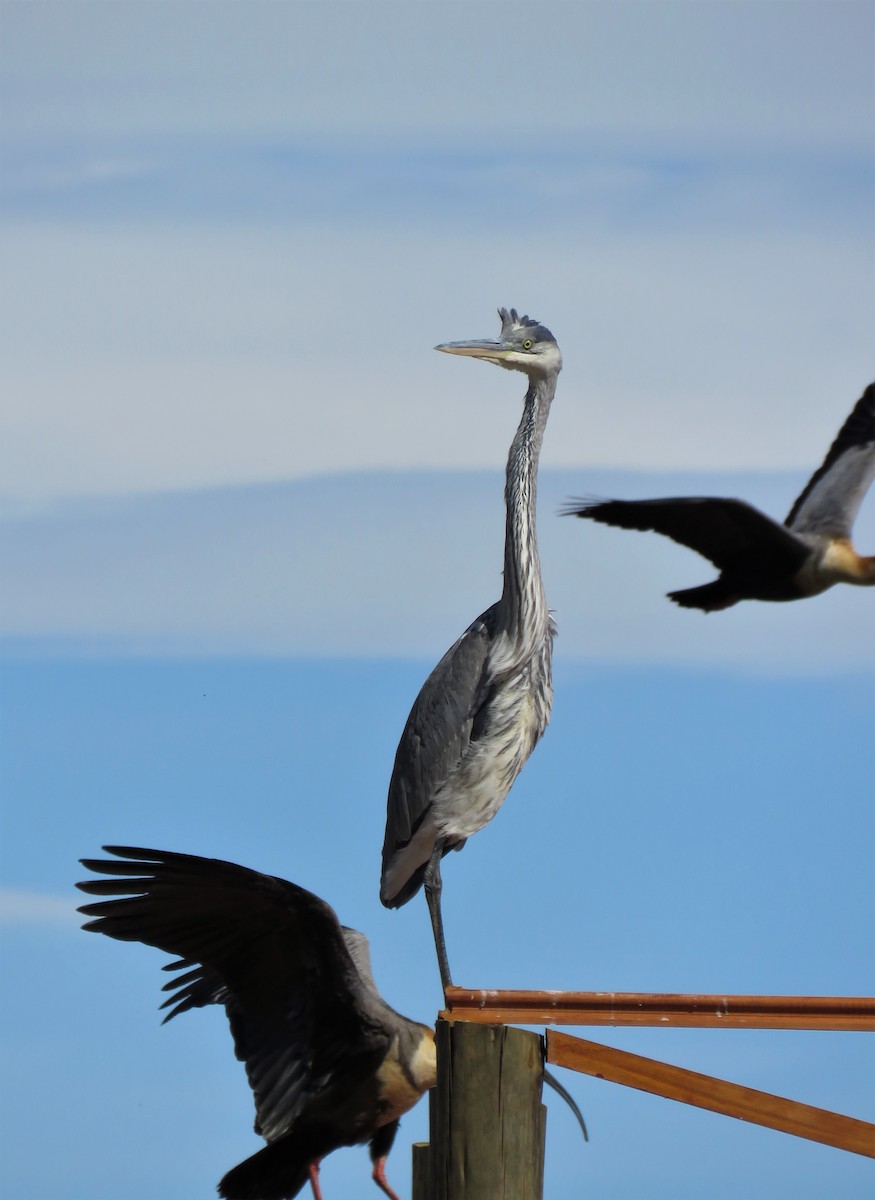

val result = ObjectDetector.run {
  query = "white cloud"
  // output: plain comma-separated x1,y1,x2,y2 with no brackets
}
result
2,223,871,500
1,0,871,506
3,1,872,150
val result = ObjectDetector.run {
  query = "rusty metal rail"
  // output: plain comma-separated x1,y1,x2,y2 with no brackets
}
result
442,989,875,1031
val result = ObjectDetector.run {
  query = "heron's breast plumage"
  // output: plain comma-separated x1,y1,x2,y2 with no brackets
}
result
435,629,553,839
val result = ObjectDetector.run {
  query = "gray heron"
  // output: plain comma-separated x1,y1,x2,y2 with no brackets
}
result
380,307,561,991
564,382,875,611
77,846,437,1200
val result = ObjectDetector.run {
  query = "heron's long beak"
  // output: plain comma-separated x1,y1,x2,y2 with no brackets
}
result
435,338,515,366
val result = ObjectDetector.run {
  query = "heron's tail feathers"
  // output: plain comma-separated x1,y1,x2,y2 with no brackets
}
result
218,1137,311,1200
667,580,738,612
380,859,427,909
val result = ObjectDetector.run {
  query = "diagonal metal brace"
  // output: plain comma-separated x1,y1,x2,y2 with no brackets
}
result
546,1029,875,1158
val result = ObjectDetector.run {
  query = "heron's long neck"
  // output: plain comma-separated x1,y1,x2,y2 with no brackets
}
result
499,374,555,640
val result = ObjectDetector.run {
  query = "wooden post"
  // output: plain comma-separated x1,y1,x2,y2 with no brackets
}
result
412,1141,432,1200
422,1019,546,1200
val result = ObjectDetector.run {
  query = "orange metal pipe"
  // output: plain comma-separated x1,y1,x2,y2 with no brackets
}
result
442,989,875,1031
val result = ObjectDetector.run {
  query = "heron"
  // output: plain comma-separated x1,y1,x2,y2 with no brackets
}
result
77,846,437,1200
380,307,561,991
563,382,875,611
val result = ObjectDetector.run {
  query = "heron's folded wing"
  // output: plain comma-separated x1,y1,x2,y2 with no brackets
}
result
381,608,496,898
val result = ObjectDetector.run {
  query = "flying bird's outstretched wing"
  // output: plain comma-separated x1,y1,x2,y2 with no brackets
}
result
77,847,390,1144
563,496,810,574
785,383,875,536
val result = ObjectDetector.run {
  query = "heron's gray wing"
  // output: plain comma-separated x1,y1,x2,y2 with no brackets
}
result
564,497,809,573
77,847,391,1142
785,384,875,536
381,607,496,906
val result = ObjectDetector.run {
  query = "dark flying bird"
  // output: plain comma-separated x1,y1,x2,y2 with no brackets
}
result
77,846,437,1200
381,308,561,990
563,382,875,612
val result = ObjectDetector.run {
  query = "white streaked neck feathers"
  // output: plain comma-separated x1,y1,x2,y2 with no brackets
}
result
498,373,555,643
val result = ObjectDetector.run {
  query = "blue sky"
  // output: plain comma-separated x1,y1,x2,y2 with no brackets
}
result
1,2,873,1198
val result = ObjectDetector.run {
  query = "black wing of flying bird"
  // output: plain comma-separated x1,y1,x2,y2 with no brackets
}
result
563,496,810,574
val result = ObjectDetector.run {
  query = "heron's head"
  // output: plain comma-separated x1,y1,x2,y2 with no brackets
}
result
436,307,561,377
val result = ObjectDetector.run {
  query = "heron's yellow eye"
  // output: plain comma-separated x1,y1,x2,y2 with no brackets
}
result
523,339,533,350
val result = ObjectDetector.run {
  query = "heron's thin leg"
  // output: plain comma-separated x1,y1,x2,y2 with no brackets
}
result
424,839,452,992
